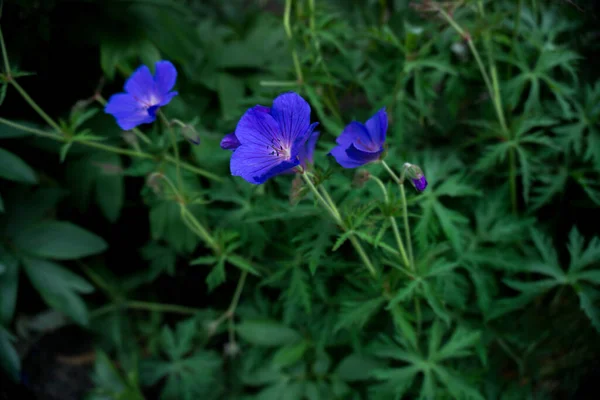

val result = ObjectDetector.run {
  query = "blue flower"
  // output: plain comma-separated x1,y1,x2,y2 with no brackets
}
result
329,108,387,168
224,92,318,184
105,61,178,130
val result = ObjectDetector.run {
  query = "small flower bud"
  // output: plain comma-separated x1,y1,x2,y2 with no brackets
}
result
204,320,220,337
181,124,200,145
353,169,371,188
403,163,428,191
224,341,240,358
122,131,138,147
146,172,163,194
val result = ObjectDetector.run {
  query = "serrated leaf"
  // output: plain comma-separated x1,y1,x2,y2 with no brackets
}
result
336,353,385,382
435,326,481,361
578,285,600,333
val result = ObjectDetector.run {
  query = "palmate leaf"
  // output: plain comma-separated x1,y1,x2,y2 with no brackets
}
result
578,285,600,333
371,322,483,399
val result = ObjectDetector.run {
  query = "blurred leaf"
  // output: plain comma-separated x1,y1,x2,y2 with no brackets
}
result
22,257,93,325
14,221,107,260
236,319,301,347
0,327,20,381
0,249,18,325
0,147,37,184
336,353,385,382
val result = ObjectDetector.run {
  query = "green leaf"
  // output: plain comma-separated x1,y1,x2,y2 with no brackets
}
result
271,340,308,368
236,319,301,347
435,326,481,361
227,254,260,276
433,366,485,400
0,147,37,184
14,221,107,260
22,257,93,325
568,228,600,273
578,285,600,333
0,327,20,381
372,366,420,397
0,250,19,325
423,281,450,323
95,153,124,222
336,353,385,382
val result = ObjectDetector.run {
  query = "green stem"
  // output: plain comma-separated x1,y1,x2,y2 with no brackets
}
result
370,176,410,268
399,183,415,268
10,80,63,132
180,205,219,252
0,117,154,159
127,300,199,315
301,173,377,277
509,146,517,213
158,110,184,195
381,161,415,269
302,173,341,222
0,27,10,76
284,0,304,83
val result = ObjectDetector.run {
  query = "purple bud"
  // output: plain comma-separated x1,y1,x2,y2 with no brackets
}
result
220,132,241,150
403,163,427,192
411,176,428,191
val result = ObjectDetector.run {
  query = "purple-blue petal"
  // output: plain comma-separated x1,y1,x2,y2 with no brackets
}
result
364,107,388,145
230,144,299,184
304,130,320,165
124,65,157,105
412,176,428,191
154,61,177,95
105,93,155,130
270,92,311,147
221,133,241,150
234,107,281,148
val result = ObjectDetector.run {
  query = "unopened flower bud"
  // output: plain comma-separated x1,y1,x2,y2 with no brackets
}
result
181,124,200,145
122,131,138,147
403,163,427,191
353,170,371,188
146,172,163,194
224,341,240,358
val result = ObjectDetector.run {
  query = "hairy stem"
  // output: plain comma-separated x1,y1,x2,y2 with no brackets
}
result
284,0,304,84
302,173,377,277
158,110,184,195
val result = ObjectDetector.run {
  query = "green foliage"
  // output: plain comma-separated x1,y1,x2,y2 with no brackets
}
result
0,0,599,398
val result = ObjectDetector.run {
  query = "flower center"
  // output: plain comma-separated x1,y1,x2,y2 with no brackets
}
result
268,139,291,160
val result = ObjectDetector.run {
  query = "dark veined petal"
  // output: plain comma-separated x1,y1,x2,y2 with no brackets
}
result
230,144,300,184
329,143,382,169
154,61,177,94
220,133,241,150
104,93,155,130
364,107,388,145
335,121,378,153
270,92,311,147
234,106,282,148
304,129,320,165
124,65,158,105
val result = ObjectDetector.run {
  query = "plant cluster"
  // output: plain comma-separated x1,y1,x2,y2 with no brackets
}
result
0,0,599,399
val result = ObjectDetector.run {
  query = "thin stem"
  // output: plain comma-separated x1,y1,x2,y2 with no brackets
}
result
302,173,341,222
228,271,248,314
158,110,184,194
302,173,377,277
10,80,63,132
381,161,415,269
399,183,415,268
127,301,199,315
370,176,410,268
497,338,525,376
0,27,11,76
284,0,304,83
180,206,219,252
